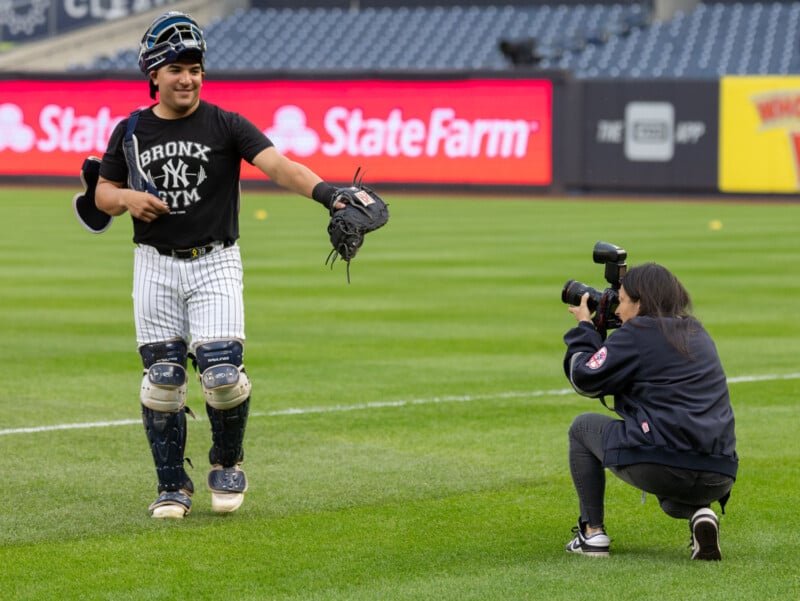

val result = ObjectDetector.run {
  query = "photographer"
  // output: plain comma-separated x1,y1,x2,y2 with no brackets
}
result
562,262,737,560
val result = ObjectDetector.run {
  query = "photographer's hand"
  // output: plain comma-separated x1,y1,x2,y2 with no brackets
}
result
568,293,594,324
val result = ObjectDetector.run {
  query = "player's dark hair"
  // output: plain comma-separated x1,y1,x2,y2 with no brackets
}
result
621,262,698,357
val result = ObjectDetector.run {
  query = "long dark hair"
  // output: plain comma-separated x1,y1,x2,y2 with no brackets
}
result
621,263,697,356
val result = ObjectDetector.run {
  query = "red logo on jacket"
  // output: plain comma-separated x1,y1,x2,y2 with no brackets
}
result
586,346,608,369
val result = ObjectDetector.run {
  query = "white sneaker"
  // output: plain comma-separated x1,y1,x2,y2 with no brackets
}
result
690,508,721,560
565,521,610,557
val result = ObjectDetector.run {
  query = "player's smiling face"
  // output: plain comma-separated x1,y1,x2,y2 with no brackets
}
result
151,59,203,118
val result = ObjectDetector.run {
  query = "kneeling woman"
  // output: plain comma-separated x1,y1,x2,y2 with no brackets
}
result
562,263,737,560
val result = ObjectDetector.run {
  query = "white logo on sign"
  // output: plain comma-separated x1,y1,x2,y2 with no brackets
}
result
0,104,36,152
265,105,538,160
265,106,319,157
624,102,674,162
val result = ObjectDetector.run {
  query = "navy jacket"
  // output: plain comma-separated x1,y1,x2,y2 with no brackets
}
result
564,317,738,479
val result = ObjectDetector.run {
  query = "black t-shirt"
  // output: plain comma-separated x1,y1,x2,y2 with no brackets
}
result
100,101,272,248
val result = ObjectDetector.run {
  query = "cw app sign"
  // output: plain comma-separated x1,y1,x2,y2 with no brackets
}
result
580,79,718,191
720,76,800,193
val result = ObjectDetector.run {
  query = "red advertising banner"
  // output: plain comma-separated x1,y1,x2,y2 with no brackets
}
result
0,78,552,186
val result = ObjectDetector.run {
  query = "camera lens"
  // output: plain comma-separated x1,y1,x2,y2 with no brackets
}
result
562,280,600,311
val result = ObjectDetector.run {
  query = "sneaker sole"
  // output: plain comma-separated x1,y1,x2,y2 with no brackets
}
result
567,547,610,557
692,518,721,561
566,542,610,557
570,550,610,557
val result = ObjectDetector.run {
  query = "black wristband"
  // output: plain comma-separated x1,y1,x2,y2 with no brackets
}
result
312,181,336,210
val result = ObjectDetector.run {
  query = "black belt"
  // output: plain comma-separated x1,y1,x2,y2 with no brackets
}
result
156,243,219,260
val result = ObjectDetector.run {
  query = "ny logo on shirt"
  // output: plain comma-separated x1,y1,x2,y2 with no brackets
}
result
139,140,211,211
162,158,191,188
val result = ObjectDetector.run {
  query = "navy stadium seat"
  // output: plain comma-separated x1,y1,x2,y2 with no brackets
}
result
68,3,800,79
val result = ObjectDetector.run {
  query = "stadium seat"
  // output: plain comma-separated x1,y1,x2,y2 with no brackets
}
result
69,3,800,79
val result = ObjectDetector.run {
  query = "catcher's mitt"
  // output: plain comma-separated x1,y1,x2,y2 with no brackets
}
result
326,169,389,282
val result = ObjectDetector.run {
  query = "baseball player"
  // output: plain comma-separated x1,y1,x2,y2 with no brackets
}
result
94,11,344,518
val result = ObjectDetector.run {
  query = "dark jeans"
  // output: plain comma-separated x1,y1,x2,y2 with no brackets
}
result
568,412,734,528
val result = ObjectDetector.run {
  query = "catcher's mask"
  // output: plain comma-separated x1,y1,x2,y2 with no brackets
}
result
138,11,206,98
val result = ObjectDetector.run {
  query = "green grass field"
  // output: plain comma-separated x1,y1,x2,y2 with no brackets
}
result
0,186,798,600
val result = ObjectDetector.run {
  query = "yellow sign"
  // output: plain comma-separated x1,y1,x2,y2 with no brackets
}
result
720,76,800,193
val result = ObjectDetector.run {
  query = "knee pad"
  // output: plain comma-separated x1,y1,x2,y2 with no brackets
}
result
195,340,251,410
139,340,188,412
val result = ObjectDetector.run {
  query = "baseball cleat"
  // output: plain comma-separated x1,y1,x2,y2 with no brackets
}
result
149,489,192,519
208,464,248,513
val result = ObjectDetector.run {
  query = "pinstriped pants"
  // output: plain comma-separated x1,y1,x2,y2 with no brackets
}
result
132,243,245,351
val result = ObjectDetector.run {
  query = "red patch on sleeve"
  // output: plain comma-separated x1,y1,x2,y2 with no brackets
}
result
586,346,608,370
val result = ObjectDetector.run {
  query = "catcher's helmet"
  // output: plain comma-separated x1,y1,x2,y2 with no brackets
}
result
138,11,206,75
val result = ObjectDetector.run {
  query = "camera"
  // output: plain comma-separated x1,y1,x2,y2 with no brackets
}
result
562,241,628,338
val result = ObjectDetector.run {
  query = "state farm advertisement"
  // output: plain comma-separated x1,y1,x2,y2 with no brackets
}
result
0,78,552,186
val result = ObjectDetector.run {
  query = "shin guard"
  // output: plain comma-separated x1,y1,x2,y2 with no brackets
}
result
142,405,194,494
206,397,250,468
